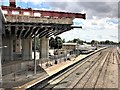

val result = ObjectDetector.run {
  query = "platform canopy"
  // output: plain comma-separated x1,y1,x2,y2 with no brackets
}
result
1,4,86,39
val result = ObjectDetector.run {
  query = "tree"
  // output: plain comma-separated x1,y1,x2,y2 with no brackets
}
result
49,36,63,49
67,38,84,45
32,36,40,50
62,38,65,43
78,40,84,45
91,40,95,46
73,38,78,43
99,40,118,45
49,37,55,49
67,40,73,43
54,36,63,49
100,41,105,44
105,40,110,44
91,40,98,46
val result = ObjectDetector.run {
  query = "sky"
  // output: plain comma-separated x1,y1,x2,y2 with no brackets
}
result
1,0,119,42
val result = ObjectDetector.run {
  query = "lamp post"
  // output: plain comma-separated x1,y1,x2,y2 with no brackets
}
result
65,45,67,62
34,33,36,75
76,41,79,57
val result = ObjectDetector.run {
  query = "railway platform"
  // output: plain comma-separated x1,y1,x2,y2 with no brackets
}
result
13,54,88,90
1,47,107,89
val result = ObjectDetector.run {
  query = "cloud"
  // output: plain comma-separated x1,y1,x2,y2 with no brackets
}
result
42,2,118,19
14,1,118,19
59,17,118,42
19,0,45,5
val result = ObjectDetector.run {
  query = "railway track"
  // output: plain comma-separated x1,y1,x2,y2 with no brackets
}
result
116,47,120,89
28,47,118,90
